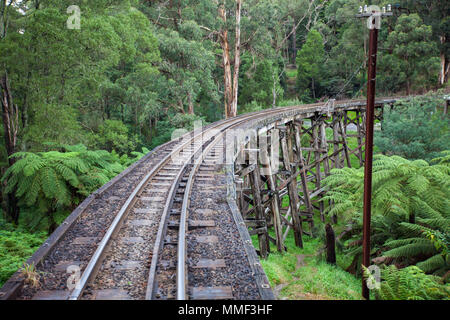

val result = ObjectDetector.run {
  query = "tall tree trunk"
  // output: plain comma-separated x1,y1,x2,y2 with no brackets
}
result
439,35,449,85
47,207,57,235
187,92,194,114
0,72,19,224
1,0,9,39
218,0,233,119
230,0,241,118
218,0,241,119
148,117,152,144
292,18,297,64
272,71,277,108
409,212,415,224
105,96,110,119
312,77,316,99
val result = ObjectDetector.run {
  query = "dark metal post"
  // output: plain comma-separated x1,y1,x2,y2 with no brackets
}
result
325,223,336,265
362,24,378,300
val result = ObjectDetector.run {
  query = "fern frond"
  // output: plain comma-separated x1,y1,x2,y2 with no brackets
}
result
383,242,436,258
416,254,446,273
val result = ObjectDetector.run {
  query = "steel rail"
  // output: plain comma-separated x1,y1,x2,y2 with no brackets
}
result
176,130,225,299
68,106,276,300
144,124,229,299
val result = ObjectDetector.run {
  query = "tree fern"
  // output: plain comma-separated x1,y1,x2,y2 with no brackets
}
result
363,265,449,300
2,145,125,233
120,147,150,167
322,153,450,275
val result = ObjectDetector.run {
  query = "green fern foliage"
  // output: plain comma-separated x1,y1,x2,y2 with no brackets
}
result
322,153,450,275
363,265,450,300
2,145,125,228
118,147,150,167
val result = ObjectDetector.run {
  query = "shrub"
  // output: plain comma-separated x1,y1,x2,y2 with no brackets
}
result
375,94,449,161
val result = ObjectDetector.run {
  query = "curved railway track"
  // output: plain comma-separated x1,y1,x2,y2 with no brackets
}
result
76,106,299,300
69,111,269,300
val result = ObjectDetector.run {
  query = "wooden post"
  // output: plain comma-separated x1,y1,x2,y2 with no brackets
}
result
362,23,379,300
260,138,283,252
339,114,352,168
280,128,303,248
312,115,325,221
293,122,314,223
332,114,341,169
355,110,364,167
325,223,336,265
319,117,330,176
248,151,269,258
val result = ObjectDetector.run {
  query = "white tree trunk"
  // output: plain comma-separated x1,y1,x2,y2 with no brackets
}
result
231,0,242,118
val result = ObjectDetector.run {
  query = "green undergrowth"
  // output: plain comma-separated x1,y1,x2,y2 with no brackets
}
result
0,219,47,287
252,227,364,300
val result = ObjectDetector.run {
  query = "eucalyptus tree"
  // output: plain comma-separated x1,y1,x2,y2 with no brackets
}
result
296,29,325,101
139,0,219,117
384,14,440,94
399,0,449,86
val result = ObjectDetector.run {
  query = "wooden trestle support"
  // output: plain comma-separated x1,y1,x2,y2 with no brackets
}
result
232,102,386,258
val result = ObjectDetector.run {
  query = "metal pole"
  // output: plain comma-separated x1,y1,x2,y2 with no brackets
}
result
362,23,378,300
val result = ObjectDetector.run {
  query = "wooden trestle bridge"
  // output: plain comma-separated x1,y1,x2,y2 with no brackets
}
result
0,97,402,300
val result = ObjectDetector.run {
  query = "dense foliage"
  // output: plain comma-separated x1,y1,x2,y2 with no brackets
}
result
296,30,325,102
0,222,46,286
0,1,446,164
2,144,124,232
375,94,449,161
363,265,449,300
322,153,449,281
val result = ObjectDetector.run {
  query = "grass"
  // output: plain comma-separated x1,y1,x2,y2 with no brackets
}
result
254,229,363,300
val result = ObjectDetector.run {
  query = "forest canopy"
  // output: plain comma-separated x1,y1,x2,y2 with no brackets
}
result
0,1,447,162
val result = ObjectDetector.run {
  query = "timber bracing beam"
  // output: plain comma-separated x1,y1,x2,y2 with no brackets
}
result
233,100,391,257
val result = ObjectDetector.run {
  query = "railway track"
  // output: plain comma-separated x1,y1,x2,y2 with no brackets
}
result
77,107,295,300
7,106,291,300
68,115,253,300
